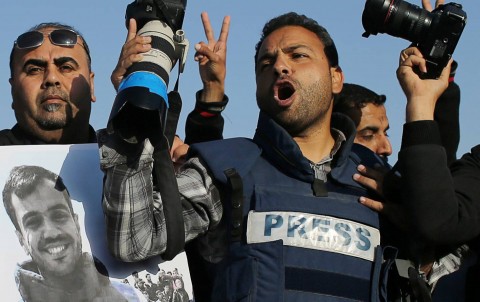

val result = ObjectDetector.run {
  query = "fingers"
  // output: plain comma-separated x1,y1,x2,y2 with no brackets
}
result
358,196,385,213
217,15,231,44
353,172,380,193
171,136,189,165
438,58,453,82
111,24,151,90
353,164,386,196
398,47,427,73
399,47,422,64
194,42,212,63
126,18,138,43
201,12,231,45
357,164,388,180
422,0,433,11
201,12,215,45
172,144,189,164
171,135,184,152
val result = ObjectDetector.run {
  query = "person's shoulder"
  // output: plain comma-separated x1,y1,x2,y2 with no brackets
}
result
188,137,262,181
0,128,15,145
189,137,260,163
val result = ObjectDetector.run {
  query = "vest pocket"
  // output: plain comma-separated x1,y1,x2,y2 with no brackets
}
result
224,241,284,302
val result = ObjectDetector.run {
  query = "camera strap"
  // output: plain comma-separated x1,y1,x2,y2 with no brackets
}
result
152,132,185,260
164,72,182,148
151,64,186,260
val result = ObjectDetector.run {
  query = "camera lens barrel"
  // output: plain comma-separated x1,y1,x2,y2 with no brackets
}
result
362,0,432,42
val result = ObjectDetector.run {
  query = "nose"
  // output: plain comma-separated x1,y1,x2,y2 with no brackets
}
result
273,54,291,76
42,66,61,88
378,135,393,157
41,217,63,239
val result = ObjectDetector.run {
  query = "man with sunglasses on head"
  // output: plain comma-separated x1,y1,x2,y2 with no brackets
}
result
0,23,96,145
0,21,226,163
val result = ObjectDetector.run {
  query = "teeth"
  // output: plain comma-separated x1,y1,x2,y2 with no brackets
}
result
44,103,62,112
48,245,66,255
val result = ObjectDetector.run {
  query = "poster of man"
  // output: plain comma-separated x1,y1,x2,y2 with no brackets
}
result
0,144,192,302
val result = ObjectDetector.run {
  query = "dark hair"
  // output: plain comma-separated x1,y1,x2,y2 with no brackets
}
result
10,22,92,77
254,12,339,69
333,83,386,127
2,165,72,231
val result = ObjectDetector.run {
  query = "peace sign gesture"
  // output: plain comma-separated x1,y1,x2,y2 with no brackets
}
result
194,12,231,103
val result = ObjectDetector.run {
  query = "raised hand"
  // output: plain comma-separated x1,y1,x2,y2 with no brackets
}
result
194,12,231,103
111,18,152,91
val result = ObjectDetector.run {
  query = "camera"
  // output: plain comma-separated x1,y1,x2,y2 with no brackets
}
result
362,0,467,79
108,0,189,143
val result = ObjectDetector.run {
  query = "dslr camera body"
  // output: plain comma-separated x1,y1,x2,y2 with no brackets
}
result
362,0,467,79
109,0,189,143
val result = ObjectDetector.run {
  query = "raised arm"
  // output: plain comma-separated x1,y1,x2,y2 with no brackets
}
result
100,13,229,262
185,12,231,144
394,47,480,244
99,131,223,262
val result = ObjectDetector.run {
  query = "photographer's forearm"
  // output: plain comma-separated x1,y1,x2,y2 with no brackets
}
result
98,132,169,261
98,131,223,261
406,97,436,122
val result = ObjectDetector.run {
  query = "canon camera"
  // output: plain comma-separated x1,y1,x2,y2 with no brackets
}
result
108,0,189,143
362,0,467,79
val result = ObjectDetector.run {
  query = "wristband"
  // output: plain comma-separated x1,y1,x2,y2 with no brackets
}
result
195,90,229,115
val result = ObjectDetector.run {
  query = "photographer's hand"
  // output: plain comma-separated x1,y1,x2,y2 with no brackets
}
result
171,136,189,172
354,164,409,231
194,12,231,103
397,47,451,122
421,0,444,12
111,18,152,91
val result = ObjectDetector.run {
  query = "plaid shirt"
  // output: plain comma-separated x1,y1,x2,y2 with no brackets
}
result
428,244,470,291
99,130,222,262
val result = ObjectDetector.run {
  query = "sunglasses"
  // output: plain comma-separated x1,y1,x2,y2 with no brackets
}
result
14,29,91,61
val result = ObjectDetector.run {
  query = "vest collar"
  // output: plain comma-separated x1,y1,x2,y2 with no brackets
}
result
253,112,357,183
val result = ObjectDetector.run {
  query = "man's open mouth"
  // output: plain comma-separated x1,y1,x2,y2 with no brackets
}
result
278,83,295,101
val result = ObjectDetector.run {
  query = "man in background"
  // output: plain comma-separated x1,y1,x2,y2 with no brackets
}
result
0,23,96,145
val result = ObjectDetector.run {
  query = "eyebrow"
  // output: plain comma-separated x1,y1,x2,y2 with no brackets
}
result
358,124,390,133
23,56,80,70
257,44,313,63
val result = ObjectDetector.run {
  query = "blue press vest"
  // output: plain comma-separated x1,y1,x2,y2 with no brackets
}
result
188,113,394,302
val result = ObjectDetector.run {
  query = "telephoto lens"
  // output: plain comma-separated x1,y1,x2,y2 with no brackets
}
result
362,0,433,42
108,0,189,143
361,0,467,79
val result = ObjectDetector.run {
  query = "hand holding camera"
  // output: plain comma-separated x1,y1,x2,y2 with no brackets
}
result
108,0,189,144
397,46,452,122
111,18,152,92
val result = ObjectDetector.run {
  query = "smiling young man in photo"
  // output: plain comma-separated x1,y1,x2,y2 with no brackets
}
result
2,165,145,301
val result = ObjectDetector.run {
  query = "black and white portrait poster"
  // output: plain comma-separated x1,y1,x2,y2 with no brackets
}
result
0,144,193,302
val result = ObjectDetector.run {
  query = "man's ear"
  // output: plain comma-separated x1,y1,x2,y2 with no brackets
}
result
90,72,96,103
9,78,15,110
331,66,344,94
15,230,30,256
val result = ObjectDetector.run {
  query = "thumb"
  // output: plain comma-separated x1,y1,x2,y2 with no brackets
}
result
126,18,138,43
194,42,215,62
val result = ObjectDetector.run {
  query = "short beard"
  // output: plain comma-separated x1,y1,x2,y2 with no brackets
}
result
276,80,331,136
36,103,72,130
